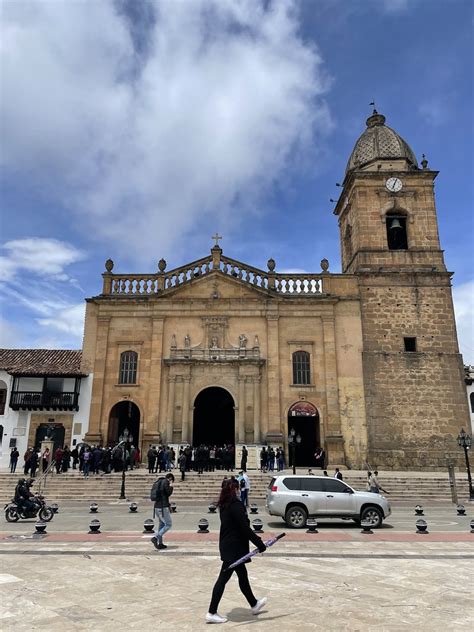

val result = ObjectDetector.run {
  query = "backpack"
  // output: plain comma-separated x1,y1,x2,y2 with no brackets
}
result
150,478,164,502
239,478,246,490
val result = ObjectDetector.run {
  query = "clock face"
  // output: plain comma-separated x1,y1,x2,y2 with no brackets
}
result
386,177,403,193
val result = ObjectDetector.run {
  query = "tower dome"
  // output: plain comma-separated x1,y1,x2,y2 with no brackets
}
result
345,110,418,175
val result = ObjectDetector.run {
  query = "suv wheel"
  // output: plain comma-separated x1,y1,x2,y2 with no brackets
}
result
360,506,383,528
285,505,308,529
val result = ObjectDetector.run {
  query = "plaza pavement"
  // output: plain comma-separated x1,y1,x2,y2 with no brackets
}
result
0,501,473,631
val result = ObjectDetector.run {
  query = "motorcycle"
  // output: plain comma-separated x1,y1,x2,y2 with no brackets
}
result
4,493,54,522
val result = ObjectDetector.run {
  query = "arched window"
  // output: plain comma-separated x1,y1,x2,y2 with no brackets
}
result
386,212,408,250
292,351,311,385
119,351,138,384
470,392,474,414
344,223,352,260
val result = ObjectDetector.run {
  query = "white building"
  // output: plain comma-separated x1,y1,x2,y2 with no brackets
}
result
465,365,474,435
0,349,92,470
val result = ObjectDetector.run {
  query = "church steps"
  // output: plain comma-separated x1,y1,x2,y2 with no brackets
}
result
0,471,470,504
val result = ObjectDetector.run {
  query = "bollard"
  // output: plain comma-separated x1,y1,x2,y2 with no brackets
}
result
129,502,138,513
470,519,474,534
306,518,318,534
456,504,466,516
89,503,99,513
208,503,217,513
34,521,47,534
143,519,154,533
88,519,101,534
414,505,424,516
170,502,177,513
250,504,259,514
252,518,264,533
51,503,59,514
416,519,428,534
360,520,373,535
197,518,209,533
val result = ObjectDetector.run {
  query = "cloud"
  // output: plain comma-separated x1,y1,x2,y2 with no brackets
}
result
0,238,85,281
37,303,85,339
453,279,474,364
1,0,331,263
0,317,25,348
418,98,449,127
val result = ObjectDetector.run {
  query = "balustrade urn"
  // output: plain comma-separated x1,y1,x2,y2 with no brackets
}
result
158,258,167,272
267,258,276,272
105,258,114,272
320,258,329,273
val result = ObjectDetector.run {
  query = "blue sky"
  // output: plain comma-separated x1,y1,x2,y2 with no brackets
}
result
1,0,473,360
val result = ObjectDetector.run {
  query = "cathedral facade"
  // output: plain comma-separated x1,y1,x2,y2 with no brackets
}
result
82,111,470,469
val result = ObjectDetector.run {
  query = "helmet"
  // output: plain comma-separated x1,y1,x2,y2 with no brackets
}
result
17,478,26,486
26,478,34,487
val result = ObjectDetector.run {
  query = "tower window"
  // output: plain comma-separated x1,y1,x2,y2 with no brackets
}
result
386,214,408,250
292,351,311,385
119,351,138,384
470,392,474,414
404,337,417,352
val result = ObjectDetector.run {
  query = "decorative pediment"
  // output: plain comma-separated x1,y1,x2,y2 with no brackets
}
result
100,246,325,298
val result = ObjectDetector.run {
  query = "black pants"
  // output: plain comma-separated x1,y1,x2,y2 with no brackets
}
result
209,562,257,614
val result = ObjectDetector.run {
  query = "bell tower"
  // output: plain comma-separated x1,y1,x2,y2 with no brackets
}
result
334,110,470,468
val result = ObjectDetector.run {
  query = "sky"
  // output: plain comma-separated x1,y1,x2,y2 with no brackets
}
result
0,0,473,361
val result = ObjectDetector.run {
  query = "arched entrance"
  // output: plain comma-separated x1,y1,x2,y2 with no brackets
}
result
34,423,65,453
288,401,320,467
108,401,140,447
193,387,235,446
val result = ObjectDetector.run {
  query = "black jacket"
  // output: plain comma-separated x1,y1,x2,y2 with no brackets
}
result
154,478,173,509
218,497,264,564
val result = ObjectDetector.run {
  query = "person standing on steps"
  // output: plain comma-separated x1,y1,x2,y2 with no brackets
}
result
151,472,174,550
205,478,267,624
240,445,248,472
178,452,186,481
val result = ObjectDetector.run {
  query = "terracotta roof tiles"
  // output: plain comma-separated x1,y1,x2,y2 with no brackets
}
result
0,349,85,376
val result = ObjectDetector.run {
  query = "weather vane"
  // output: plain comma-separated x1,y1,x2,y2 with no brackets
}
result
369,101,377,113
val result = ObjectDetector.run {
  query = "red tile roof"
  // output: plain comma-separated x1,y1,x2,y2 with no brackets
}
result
0,349,85,376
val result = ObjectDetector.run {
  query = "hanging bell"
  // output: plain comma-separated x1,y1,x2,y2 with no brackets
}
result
389,218,402,230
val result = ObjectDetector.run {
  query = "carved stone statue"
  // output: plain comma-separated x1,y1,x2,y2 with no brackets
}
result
239,334,247,349
254,335,260,348
184,334,190,348
210,336,218,349
171,335,177,349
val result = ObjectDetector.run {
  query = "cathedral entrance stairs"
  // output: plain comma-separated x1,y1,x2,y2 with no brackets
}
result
0,470,470,504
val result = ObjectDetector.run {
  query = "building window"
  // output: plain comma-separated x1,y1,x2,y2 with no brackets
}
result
292,351,311,385
119,351,138,384
45,377,64,393
0,389,6,415
386,213,408,250
404,337,417,352
470,392,474,414
344,223,352,260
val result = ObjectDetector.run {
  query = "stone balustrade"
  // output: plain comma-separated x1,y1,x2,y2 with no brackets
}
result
102,253,326,296
167,347,262,362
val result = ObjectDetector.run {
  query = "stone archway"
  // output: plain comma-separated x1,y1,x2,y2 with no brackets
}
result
193,387,235,446
108,401,140,447
288,401,320,467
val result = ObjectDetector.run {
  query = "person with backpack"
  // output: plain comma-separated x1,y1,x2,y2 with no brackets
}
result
150,472,174,550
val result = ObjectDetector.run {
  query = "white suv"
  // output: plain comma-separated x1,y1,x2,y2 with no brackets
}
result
266,475,391,528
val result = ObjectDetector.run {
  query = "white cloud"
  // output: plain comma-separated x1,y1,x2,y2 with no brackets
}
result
1,0,331,263
0,317,25,348
453,280,474,364
37,303,85,339
0,238,85,281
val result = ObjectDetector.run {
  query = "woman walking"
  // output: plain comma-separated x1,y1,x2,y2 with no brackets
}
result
206,478,267,624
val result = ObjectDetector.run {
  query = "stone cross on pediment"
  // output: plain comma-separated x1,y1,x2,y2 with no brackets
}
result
212,233,223,247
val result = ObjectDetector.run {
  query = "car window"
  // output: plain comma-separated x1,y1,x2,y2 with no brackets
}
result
323,479,350,493
283,477,302,490
300,478,325,492
268,477,276,490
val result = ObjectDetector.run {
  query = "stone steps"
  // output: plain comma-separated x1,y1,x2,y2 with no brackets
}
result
1,470,470,504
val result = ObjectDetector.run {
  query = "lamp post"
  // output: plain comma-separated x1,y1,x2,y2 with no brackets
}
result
288,427,302,475
457,428,474,501
117,439,127,500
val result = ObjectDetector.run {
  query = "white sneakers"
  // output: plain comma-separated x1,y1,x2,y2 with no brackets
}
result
205,613,228,624
251,597,267,615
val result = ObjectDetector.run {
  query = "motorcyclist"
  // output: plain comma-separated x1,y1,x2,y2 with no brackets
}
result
19,479,36,516
14,478,26,512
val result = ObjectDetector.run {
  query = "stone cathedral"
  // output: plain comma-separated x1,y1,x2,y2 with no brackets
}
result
82,110,470,469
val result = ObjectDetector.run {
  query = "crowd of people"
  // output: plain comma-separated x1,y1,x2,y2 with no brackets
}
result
147,444,237,479
258,446,285,472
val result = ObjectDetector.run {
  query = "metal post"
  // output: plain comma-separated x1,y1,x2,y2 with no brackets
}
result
291,441,296,475
120,467,126,499
447,460,458,505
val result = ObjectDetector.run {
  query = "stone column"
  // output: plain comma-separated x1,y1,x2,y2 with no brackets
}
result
237,376,246,443
181,377,191,444
165,377,176,444
144,317,164,448
322,315,345,465
85,316,110,445
265,312,282,443
253,376,261,444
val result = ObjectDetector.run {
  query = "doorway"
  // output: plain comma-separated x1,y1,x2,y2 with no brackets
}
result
287,401,320,467
193,387,235,446
34,423,66,453
108,401,140,447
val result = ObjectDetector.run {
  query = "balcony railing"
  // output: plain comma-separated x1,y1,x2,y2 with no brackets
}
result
9,391,79,411
168,348,262,362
